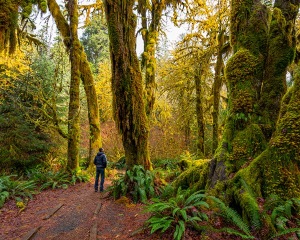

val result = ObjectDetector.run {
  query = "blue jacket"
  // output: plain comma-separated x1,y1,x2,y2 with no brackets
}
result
94,152,107,168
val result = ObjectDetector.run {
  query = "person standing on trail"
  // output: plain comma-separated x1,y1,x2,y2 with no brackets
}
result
94,148,107,192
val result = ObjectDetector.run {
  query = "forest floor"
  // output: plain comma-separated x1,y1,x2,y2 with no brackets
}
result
0,178,243,240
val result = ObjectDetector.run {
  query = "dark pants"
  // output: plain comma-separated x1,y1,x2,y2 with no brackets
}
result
95,168,105,191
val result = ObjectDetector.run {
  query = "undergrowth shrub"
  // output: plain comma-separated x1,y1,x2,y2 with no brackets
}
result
145,188,209,240
145,187,256,240
70,170,90,185
110,156,126,169
0,166,90,209
26,168,70,190
263,194,300,239
207,196,254,239
0,175,36,208
110,165,155,203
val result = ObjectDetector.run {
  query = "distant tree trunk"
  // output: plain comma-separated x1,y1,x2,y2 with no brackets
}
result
48,0,101,168
104,0,151,170
67,0,80,170
80,52,102,167
181,77,193,149
195,68,205,156
212,31,225,154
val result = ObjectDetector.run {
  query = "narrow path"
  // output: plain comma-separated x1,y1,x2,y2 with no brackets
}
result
0,180,151,240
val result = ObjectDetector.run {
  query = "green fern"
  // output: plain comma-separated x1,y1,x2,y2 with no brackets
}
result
39,171,70,190
145,188,209,240
239,179,261,229
264,194,285,212
147,216,173,233
208,196,252,237
70,170,90,185
0,191,9,208
270,227,300,239
220,227,255,239
0,175,36,208
109,165,155,203
264,195,300,238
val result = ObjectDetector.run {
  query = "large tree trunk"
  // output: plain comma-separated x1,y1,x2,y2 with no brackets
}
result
67,0,80,170
207,0,269,188
204,0,300,225
104,0,151,170
208,0,299,186
259,0,299,136
48,0,102,167
173,0,299,226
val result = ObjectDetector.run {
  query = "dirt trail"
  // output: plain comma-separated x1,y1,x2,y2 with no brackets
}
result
0,180,152,240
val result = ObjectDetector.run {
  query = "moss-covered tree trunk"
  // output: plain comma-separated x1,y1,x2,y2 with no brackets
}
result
212,31,225,154
173,0,300,225
259,0,299,135
104,0,151,170
207,0,299,189
139,2,164,117
207,0,269,189
0,1,18,54
67,0,80,170
227,0,300,218
195,68,205,156
48,0,102,168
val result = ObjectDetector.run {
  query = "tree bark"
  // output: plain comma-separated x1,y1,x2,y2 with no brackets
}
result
212,31,225,154
47,0,102,167
207,0,269,188
205,0,300,224
67,0,80,170
139,1,164,117
195,69,205,156
104,0,151,170
259,0,299,137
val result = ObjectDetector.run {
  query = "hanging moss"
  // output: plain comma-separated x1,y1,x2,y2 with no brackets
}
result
38,0,47,12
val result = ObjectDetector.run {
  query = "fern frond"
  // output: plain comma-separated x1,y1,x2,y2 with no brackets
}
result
270,228,300,239
184,191,206,205
220,227,255,239
208,196,251,236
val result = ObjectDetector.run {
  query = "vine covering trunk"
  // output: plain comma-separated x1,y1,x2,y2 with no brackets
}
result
104,0,151,170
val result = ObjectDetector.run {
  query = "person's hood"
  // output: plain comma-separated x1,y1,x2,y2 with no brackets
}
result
97,152,104,156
